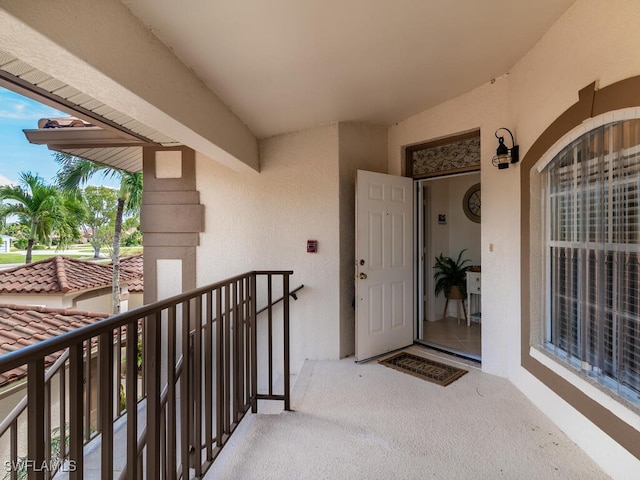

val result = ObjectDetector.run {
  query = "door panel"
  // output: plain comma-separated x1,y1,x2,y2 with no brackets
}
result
355,170,414,361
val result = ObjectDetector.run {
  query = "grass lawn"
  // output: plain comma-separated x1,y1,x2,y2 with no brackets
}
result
0,245,143,264
0,252,89,264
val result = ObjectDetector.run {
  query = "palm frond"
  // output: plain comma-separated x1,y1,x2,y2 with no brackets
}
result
54,154,109,190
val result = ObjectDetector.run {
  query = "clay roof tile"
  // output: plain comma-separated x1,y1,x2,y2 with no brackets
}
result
0,304,108,387
0,256,140,294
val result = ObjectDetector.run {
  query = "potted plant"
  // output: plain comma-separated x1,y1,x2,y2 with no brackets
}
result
433,249,471,300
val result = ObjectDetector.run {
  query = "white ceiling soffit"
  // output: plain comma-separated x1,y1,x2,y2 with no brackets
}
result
22,121,146,173
122,0,576,138
0,48,180,148
53,146,143,173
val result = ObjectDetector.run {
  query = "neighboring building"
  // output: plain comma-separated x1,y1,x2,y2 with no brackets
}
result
0,303,107,389
0,1,639,477
0,256,141,314
0,303,108,461
0,235,15,254
119,254,144,309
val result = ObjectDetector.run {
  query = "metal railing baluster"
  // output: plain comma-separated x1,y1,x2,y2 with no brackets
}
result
27,358,44,480
216,286,224,449
146,312,161,479
204,291,213,461
69,343,83,479
126,320,138,480
283,273,291,411
0,271,299,479
167,306,177,479
98,332,114,479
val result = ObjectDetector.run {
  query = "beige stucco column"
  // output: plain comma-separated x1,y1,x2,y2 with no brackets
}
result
141,146,204,303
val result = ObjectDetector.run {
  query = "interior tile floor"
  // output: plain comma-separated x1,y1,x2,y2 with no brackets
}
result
421,316,481,358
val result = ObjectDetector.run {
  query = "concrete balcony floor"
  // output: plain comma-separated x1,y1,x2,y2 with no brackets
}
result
206,346,609,480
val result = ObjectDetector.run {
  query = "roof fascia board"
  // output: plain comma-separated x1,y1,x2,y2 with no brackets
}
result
23,127,152,148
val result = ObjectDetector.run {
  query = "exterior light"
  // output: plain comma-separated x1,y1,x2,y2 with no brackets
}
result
491,128,519,169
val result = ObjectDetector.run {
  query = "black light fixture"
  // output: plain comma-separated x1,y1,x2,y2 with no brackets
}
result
492,128,519,169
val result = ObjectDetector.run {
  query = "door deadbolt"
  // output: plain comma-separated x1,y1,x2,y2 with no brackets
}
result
359,273,367,279
359,259,365,266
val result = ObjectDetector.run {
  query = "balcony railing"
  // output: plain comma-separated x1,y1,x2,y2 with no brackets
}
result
0,270,299,479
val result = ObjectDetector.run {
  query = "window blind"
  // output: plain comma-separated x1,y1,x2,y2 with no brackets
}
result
545,119,640,402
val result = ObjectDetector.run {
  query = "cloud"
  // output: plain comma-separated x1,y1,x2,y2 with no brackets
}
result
0,174,16,186
0,88,65,121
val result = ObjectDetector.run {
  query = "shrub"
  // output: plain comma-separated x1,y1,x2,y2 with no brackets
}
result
13,238,27,250
123,229,143,247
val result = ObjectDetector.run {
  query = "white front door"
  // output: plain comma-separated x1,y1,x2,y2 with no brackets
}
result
355,170,414,361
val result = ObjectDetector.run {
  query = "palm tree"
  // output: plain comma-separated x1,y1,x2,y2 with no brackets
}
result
0,172,84,263
55,154,143,314
53,190,88,250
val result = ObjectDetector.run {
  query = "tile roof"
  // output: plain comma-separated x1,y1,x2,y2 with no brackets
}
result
119,253,143,275
0,303,109,387
0,256,140,294
119,254,144,293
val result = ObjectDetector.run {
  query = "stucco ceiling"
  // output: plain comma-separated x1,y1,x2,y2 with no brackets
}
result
121,0,575,139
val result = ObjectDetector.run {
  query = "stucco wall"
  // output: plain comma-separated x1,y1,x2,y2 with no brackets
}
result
0,294,68,309
74,292,113,314
0,291,123,315
197,124,341,373
388,0,640,476
128,293,144,310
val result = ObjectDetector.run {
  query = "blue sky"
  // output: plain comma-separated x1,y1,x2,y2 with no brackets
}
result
0,86,66,186
0,86,118,188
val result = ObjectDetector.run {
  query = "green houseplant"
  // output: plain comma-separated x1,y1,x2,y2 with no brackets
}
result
433,249,471,300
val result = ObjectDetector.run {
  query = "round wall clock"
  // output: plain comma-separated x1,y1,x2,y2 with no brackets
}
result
463,183,481,223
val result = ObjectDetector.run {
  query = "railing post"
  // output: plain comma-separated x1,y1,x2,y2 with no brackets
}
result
166,307,177,478
244,276,251,412
145,312,162,479
204,291,213,461
69,344,83,479
194,297,203,478
216,287,224,446
27,359,45,480
43,374,51,477
250,274,258,413
10,419,17,480
83,340,91,444
180,300,191,473
98,332,114,479
233,280,240,423
224,284,231,434
125,321,139,480
59,365,66,463
267,275,273,397
283,273,291,411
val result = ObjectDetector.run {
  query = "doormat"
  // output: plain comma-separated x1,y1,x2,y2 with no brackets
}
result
379,352,467,386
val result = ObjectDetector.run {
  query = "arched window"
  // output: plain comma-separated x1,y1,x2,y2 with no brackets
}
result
542,118,640,404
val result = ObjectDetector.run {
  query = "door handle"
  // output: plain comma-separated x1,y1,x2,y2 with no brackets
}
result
359,273,367,279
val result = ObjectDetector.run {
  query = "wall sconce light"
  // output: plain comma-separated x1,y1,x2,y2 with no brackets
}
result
491,128,519,169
